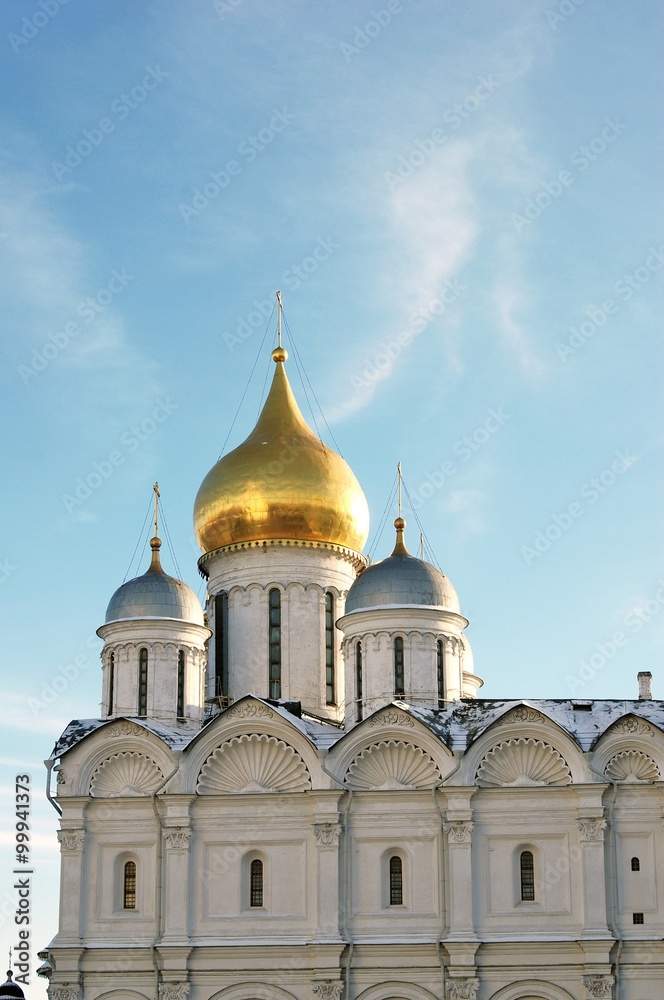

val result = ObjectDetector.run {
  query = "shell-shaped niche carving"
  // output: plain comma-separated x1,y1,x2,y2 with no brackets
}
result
476,738,572,787
197,734,311,793
345,740,442,790
605,750,660,783
90,752,163,797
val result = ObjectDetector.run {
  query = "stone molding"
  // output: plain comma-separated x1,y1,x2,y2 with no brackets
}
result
446,979,479,1000
159,985,190,1000
583,975,614,998
48,986,80,1000
495,705,546,726
609,717,653,737
311,981,343,1000
104,721,143,738
578,818,607,842
57,830,85,852
164,828,191,850
313,823,340,846
226,702,274,720
368,710,414,728
444,821,474,844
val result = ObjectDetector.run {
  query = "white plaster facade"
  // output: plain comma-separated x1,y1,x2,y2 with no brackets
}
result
44,355,664,1000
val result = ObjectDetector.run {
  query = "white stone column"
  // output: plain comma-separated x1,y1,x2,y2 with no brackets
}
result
161,827,192,941
313,821,341,938
56,827,86,942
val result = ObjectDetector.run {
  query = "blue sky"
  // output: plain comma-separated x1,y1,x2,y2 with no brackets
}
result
1,0,662,986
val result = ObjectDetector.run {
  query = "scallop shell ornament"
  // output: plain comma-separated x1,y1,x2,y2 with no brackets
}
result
605,750,660,783
197,734,311,793
90,752,164,797
345,740,442,790
476,738,572,787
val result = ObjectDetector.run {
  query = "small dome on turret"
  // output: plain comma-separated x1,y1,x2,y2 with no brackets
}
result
0,971,25,999
105,537,204,626
345,518,460,615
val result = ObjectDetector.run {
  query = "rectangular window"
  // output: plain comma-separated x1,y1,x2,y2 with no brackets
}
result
214,591,229,698
138,649,148,717
520,851,535,901
394,637,405,697
325,592,335,705
177,650,185,718
108,653,115,715
356,641,363,722
268,590,281,699
389,855,403,905
633,912,644,924
123,861,136,909
250,858,263,907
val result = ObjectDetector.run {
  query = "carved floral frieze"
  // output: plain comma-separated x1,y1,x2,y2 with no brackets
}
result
313,823,340,846
57,830,85,852
367,710,414,728
578,818,607,843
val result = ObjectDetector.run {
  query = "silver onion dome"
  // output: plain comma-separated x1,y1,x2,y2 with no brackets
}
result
345,518,460,614
105,537,204,626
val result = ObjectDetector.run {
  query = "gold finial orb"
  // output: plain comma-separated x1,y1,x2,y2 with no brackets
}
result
150,536,162,550
394,516,406,531
272,346,288,363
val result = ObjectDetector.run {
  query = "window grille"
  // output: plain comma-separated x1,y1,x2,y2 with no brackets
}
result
138,649,148,716
268,590,281,699
123,861,136,909
250,858,263,907
394,637,405,697
520,850,535,901
389,855,403,905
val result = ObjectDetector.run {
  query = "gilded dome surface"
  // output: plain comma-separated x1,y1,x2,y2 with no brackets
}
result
194,354,370,554
105,539,205,625
345,521,460,614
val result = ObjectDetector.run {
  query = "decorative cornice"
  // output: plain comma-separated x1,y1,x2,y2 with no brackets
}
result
368,710,414,729
164,828,191,851
609,717,653,737
159,986,190,1000
311,981,343,1000
495,705,546,726
583,975,614,998
313,823,340,846
105,721,143,738
446,980,479,1000
226,702,274,720
444,821,474,844
578,818,607,842
48,986,80,1000
198,538,366,575
57,830,85,852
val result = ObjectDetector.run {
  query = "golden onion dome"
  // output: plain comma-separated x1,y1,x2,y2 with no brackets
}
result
194,348,370,555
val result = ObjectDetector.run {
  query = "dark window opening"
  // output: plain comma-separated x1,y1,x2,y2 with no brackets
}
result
325,592,335,705
123,861,136,909
389,855,403,905
214,591,229,698
250,858,263,907
108,652,115,715
633,912,644,924
177,650,185,718
138,648,148,717
631,856,640,872
436,639,445,707
394,637,405,697
268,590,281,700
520,850,535,901
356,640,363,722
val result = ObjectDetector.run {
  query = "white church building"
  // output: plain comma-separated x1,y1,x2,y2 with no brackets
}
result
43,337,664,1000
